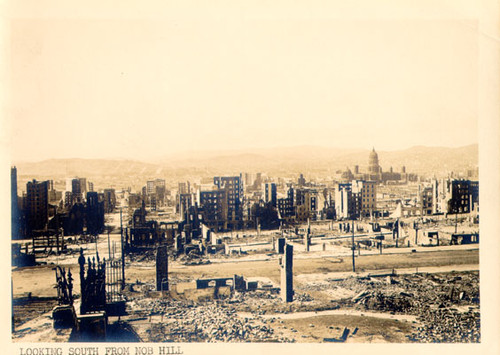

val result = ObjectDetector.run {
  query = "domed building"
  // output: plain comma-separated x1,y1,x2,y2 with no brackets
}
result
368,147,381,181
340,168,354,183
368,148,380,173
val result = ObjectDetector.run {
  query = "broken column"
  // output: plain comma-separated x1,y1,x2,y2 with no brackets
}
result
156,245,169,291
277,237,286,254
280,243,294,302
304,221,311,252
175,235,183,253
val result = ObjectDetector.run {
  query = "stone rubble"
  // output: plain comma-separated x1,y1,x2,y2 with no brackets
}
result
321,271,480,343
123,270,480,343
131,298,292,342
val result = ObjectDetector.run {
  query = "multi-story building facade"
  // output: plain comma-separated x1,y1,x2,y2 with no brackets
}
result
352,180,377,217
469,181,479,211
335,183,355,220
448,179,478,214
178,181,190,195
26,179,49,235
214,175,243,226
335,180,376,220
79,178,87,195
419,185,433,215
198,189,228,230
177,193,194,220
298,174,306,186
144,179,166,210
294,188,318,221
431,179,448,214
196,175,243,230
432,178,479,214
64,191,73,208
146,180,156,196
86,191,105,235
11,167,21,239
71,178,83,204
264,182,277,207
277,197,294,219
103,188,116,213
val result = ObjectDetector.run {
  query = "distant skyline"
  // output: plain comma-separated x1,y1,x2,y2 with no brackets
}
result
5,1,479,162
10,143,479,164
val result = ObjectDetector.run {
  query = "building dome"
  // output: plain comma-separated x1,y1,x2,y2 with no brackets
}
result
341,168,354,182
368,147,380,174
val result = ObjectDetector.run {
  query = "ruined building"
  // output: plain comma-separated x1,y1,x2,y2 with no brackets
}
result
264,182,277,208
335,180,377,220
103,189,116,213
198,175,243,231
280,244,294,302
126,202,164,246
432,179,479,214
26,179,49,236
11,166,22,239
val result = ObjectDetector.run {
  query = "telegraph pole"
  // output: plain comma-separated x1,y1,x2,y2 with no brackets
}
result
107,226,111,260
414,219,419,246
351,219,355,272
120,207,125,290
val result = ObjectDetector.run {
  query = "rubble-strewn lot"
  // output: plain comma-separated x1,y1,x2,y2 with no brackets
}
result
13,296,58,329
121,270,479,343
12,231,480,343
303,271,480,342
127,297,291,342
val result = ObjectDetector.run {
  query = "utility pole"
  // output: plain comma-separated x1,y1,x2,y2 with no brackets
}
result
351,219,355,272
95,231,98,256
120,208,125,290
107,226,111,260
395,219,399,248
414,219,419,246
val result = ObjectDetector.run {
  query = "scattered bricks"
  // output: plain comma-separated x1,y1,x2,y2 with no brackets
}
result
331,271,480,343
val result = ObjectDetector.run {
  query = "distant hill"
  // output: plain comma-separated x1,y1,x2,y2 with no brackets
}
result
155,144,478,174
377,144,478,176
13,145,478,187
15,158,162,178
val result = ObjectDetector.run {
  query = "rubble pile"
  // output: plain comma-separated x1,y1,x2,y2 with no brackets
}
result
127,249,157,263
229,290,327,314
122,265,478,343
294,292,314,303
353,291,413,313
177,254,211,266
134,299,291,342
330,271,480,343
227,291,282,313
410,307,480,342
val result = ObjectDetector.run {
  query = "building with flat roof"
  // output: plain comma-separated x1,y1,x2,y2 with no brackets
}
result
26,179,49,235
352,180,377,217
199,189,228,230
11,167,22,239
335,180,377,220
264,182,277,207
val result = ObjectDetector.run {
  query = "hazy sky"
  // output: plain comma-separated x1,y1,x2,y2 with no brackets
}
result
4,1,480,162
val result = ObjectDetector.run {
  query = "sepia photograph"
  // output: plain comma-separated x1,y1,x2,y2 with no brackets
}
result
2,0,499,354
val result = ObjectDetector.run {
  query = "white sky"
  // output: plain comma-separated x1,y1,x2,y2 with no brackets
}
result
3,0,480,162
